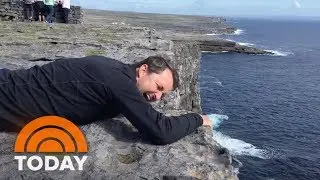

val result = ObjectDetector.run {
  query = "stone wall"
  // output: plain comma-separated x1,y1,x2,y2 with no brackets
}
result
0,0,83,24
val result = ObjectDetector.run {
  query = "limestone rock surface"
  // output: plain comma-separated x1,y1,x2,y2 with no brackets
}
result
0,15,240,179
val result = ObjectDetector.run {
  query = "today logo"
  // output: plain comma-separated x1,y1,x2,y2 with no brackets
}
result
14,116,88,171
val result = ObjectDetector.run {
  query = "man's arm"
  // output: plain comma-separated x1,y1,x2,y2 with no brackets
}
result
119,97,205,145
110,78,206,145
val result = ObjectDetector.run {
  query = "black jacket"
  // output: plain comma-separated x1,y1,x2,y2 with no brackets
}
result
0,56,203,144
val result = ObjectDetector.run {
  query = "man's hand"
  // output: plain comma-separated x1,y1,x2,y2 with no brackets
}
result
200,114,229,128
200,115,212,127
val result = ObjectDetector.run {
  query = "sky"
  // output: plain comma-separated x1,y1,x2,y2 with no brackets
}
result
72,0,320,18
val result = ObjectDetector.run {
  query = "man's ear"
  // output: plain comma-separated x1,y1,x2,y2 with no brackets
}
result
138,64,149,77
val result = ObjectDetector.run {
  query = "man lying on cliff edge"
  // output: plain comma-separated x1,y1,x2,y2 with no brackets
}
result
0,55,228,145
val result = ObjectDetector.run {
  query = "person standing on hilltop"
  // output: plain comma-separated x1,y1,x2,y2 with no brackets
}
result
44,0,55,23
57,0,70,23
23,0,35,21
34,0,45,22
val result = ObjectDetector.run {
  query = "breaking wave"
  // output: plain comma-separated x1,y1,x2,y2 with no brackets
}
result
238,42,255,47
206,33,218,36
201,51,229,54
212,131,270,159
265,50,293,57
233,29,244,35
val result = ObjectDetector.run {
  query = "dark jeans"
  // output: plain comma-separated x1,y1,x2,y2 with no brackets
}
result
45,5,54,23
34,1,45,21
23,3,33,20
62,8,70,23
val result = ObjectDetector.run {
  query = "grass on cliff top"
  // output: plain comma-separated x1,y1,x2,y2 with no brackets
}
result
0,21,125,45
85,49,107,56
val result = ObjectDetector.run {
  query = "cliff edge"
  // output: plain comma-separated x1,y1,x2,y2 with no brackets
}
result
0,12,239,180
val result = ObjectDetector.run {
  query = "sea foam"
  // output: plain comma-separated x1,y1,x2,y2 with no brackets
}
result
233,29,244,35
212,131,270,159
206,33,218,36
265,50,293,57
238,42,255,47
201,51,229,54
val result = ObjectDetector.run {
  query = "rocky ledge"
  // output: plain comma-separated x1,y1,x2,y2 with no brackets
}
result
83,9,271,55
0,110,238,180
169,34,271,55
0,11,240,180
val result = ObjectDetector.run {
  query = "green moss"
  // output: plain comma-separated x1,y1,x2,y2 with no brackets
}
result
19,35,37,41
116,153,143,164
97,38,109,44
95,31,111,44
85,49,106,56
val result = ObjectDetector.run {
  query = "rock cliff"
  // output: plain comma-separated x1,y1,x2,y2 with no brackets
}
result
0,14,239,180
84,9,271,55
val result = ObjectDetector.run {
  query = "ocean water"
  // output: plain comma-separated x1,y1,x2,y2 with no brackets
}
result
199,18,320,180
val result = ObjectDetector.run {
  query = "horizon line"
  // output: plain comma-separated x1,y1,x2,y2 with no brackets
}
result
83,8,320,21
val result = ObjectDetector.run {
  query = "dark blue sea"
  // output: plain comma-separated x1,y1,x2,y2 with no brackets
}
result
199,18,320,180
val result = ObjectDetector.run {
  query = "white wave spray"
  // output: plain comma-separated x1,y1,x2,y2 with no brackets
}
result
233,29,244,35
201,51,229,54
206,33,217,36
265,50,293,57
238,42,255,47
212,131,270,159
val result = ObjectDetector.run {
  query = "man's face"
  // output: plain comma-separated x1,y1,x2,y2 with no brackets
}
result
136,64,174,102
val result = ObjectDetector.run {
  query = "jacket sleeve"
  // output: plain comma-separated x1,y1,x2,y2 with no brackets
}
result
110,76,203,145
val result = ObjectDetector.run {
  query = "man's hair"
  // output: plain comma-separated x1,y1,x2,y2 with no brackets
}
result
133,56,179,90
